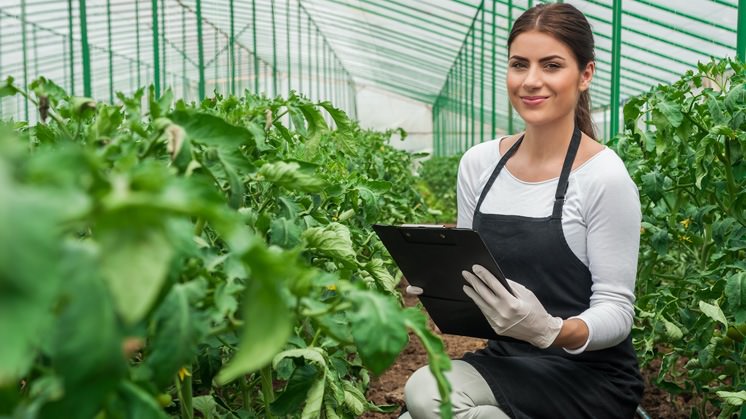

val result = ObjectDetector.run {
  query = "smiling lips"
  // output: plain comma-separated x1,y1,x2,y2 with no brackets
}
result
521,96,549,105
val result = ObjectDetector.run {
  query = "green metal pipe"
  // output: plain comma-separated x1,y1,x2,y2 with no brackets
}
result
182,7,187,99
135,0,141,89
491,0,496,138
107,0,113,103
20,0,28,120
271,0,278,96
508,0,513,134
79,0,92,97
470,24,475,147
323,43,328,102
610,0,622,139
161,0,166,89
67,0,75,95
230,0,235,95
213,30,218,93
252,0,259,94
739,0,746,61
307,16,311,97
33,22,39,81
316,30,320,101
480,4,485,144
296,2,303,93
286,0,291,98
152,0,161,98
197,0,205,100
309,22,314,99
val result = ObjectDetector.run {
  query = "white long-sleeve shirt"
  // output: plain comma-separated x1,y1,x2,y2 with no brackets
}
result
457,137,641,352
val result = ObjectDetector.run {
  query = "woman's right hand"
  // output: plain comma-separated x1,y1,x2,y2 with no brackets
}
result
405,285,424,296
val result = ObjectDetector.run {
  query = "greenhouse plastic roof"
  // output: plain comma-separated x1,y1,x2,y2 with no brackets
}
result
0,0,742,128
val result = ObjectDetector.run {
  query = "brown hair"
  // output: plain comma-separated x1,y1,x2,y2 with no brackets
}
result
508,3,597,140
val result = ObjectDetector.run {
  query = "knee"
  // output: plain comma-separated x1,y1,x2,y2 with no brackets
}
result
404,366,441,418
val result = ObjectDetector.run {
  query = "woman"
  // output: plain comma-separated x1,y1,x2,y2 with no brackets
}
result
400,4,644,418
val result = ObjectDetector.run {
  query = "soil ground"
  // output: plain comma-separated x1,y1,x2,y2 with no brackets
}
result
362,280,693,419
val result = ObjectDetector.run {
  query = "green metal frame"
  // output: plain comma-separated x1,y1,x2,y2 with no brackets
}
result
0,0,739,138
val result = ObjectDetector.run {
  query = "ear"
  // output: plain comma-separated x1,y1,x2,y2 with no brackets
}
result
579,61,595,92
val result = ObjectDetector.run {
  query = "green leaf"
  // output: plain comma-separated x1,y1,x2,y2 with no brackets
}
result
302,223,356,265
655,99,683,128
364,258,398,294
661,318,683,341
0,169,68,386
346,290,409,375
246,121,271,152
717,390,746,406
707,91,729,126
301,375,325,419
0,77,19,98
298,102,328,142
699,300,728,327
270,364,319,416
217,149,245,209
144,284,206,388
96,105,124,138
403,307,453,419
342,382,367,416
116,381,169,419
725,83,746,113
270,217,303,249
170,110,252,149
258,160,325,192
216,277,293,384
192,395,219,419
271,348,328,419
40,246,127,419
98,226,174,325
319,101,352,133
725,272,746,323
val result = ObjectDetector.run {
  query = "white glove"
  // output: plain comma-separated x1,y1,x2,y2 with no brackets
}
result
405,285,423,296
462,264,563,349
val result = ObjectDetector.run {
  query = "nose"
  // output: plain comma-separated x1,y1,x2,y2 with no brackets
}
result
522,65,543,90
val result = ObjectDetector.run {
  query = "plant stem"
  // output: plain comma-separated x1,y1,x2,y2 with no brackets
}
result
194,217,206,236
240,375,252,412
260,366,275,419
175,369,194,419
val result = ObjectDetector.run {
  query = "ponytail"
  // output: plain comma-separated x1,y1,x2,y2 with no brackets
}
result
575,90,597,141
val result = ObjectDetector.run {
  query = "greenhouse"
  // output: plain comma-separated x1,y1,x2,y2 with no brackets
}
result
0,0,744,418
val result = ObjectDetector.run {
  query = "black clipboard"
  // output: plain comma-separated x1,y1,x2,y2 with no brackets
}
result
372,224,513,340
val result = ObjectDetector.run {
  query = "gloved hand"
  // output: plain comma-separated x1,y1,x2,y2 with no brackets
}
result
461,264,563,349
405,285,424,296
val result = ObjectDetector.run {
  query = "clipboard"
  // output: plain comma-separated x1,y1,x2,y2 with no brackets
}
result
372,224,514,340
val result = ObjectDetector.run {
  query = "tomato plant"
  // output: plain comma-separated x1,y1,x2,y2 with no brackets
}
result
0,78,454,418
612,57,746,419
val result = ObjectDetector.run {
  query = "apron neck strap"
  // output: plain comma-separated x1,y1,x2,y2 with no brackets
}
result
473,134,524,217
551,126,583,219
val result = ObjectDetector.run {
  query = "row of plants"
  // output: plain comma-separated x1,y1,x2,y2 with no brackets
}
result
613,57,745,419
0,78,455,418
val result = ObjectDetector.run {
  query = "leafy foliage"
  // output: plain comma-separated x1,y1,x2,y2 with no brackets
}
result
0,78,454,418
417,154,462,224
611,57,746,419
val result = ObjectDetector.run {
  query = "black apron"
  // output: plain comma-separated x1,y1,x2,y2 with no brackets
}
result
461,127,644,419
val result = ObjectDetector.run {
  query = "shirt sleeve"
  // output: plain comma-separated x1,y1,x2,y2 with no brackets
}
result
572,158,641,352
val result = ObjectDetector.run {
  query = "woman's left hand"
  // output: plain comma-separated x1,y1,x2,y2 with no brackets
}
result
462,264,563,348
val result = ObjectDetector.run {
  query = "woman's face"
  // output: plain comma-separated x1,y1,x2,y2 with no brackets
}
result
507,30,594,127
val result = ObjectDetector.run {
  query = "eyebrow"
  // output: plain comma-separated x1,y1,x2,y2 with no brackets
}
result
509,55,566,62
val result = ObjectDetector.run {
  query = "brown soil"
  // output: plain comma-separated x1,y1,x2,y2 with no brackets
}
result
363,280,694,419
